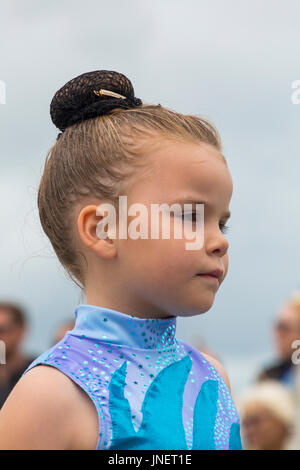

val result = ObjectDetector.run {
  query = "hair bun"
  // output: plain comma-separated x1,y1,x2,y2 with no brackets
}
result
50,70,143,133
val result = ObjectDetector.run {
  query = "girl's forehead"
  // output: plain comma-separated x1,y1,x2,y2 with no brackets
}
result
137,140,232,197
147,140,226,177
123,140,232,218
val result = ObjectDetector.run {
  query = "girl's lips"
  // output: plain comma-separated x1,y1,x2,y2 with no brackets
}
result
196,274,220,284
196,269,223,282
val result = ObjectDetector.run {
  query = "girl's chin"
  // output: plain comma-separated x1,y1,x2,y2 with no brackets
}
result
177,298,215,317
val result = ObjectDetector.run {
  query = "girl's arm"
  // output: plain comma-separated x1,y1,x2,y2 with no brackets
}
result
0,365,99,450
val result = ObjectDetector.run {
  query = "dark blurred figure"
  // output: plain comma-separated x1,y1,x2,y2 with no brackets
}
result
239,380,294,450
52,318,75,345
257,291,300,388
0,302,36,408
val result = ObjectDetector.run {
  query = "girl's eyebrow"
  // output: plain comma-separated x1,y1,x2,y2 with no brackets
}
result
169,197,231,220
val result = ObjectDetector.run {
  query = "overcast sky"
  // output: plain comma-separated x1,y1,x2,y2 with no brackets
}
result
1,0,300,392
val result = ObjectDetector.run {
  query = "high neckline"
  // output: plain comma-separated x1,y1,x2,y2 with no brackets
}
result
70,304,177,350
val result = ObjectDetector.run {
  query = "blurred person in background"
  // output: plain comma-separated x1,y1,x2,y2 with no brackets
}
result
52,318,75,345
285,363,300,449
239,380,295,450
257,291,300,388
0,302,36,409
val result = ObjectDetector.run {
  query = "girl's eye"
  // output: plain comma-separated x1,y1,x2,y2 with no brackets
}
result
219,223,230,234
181,213,230,234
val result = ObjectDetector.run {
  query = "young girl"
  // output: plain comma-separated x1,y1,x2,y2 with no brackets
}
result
0,70,242,450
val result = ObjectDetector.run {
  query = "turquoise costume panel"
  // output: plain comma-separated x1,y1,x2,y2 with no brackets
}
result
22,304,242,450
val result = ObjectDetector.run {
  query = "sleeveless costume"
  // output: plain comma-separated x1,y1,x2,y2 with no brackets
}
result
22,304,242,450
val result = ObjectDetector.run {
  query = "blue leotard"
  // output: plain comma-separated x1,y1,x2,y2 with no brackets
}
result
22,304,242,450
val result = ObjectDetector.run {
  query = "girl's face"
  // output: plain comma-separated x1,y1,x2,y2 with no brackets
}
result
114,138,233,318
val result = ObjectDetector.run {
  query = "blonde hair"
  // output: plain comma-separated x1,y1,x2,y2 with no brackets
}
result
38,104,223,290
240,380,295,428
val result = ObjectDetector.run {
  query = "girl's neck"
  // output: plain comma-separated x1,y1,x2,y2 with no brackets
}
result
84,292,173,320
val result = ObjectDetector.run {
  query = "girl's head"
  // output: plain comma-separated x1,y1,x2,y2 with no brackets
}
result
38,70,233,318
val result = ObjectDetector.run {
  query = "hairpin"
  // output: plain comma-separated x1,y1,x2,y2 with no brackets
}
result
93,89,126,99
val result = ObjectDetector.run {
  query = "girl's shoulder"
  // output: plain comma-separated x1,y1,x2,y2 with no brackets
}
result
176,338,231,392
199,352,231,392
0,363,99,449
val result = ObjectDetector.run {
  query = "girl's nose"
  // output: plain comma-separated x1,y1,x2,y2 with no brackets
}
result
205,229,229,257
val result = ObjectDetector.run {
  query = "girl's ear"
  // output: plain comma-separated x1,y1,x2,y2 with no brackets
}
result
77,204,117,259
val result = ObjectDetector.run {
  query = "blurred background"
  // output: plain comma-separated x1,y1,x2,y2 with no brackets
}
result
1,0,300,449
